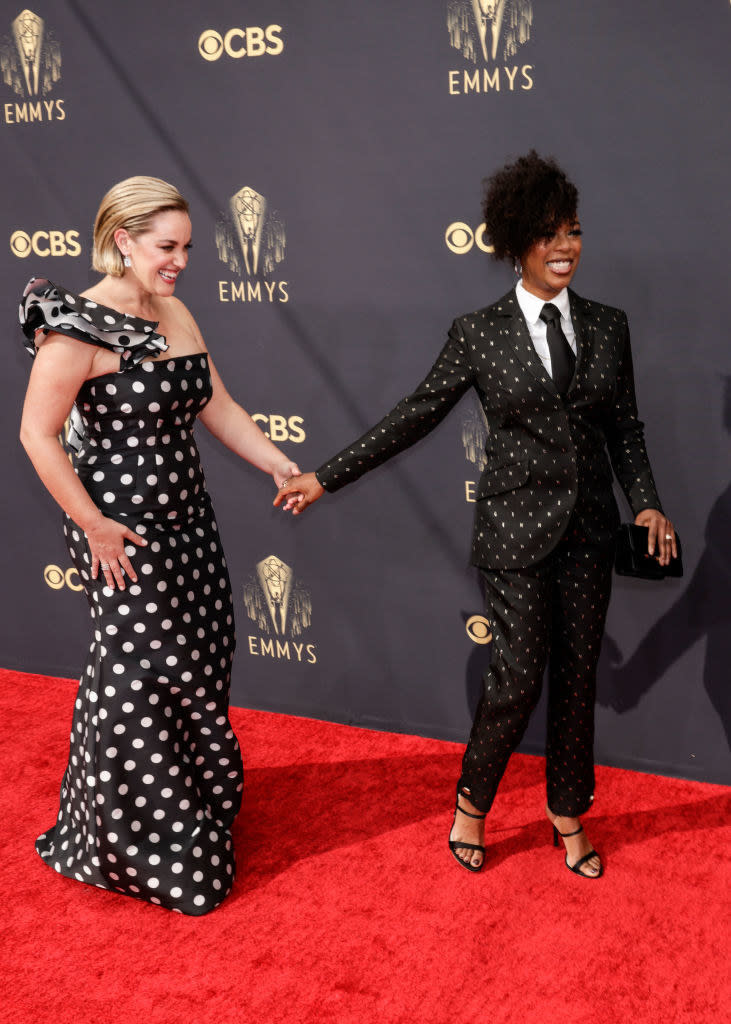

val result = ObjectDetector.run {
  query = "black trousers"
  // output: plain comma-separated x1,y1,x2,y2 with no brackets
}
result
459,521,614,817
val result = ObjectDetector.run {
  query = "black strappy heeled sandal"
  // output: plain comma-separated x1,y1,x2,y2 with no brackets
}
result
448,799,486,873
552,823,604,879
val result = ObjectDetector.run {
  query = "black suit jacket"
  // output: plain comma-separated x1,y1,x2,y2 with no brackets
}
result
316,288,662,570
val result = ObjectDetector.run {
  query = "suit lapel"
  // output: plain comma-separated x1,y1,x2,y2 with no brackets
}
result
498,289,559,398
568,289,589,392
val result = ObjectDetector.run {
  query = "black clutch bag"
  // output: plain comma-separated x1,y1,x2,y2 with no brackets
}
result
615,524,683,579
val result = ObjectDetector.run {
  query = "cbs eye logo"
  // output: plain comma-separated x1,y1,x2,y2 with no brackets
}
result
11,230,82,258
198,25,284,61
465,614,492,645
445,222,493,255
251,414,305,443
44,565,83,592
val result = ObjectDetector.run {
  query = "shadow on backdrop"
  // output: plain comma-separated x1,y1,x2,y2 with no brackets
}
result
598,377,731,750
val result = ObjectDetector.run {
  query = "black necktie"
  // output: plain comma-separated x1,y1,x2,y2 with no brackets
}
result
539,303,575,395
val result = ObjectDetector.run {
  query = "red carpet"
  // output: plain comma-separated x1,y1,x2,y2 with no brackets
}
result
1,669,728,1024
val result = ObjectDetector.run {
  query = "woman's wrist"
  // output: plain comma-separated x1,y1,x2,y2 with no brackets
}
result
77,507,106,534
271,457,289,479
270,454,302,488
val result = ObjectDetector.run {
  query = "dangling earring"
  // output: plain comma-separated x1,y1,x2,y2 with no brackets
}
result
123,255,131,267
513,258,522,277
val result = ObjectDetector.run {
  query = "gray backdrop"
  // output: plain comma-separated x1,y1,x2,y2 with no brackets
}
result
1,0,729,784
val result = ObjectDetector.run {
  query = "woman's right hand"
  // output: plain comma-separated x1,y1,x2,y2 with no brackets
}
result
86,514,148,590
273,472,325,515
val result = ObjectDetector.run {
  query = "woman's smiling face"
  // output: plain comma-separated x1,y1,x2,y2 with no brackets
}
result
520,220,582,300
116,209,192,295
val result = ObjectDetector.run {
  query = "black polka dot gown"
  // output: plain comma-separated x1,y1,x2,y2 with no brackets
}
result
21,278,243,915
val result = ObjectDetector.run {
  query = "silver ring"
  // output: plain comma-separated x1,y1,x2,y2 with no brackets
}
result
665,534,672,541
101,562,110,570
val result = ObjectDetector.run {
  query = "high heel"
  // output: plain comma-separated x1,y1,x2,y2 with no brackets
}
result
448,798,486,873
552,823,603,879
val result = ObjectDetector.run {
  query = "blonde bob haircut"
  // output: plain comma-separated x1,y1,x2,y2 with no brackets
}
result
92,175,189,277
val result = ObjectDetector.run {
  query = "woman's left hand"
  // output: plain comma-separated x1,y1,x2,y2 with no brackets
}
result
634,508,677,566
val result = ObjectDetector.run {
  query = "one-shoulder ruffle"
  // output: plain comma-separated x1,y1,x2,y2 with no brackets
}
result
19,277,169,452
20,276,168,365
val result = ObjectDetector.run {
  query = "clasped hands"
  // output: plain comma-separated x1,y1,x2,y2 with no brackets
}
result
274,472,324,515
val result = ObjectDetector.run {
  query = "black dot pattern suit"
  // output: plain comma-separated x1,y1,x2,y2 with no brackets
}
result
315,289,663,815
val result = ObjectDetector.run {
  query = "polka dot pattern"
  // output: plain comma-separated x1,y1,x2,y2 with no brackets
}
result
19,277,166,365
74,356,213,523
19,278,168,453
29,290,243,917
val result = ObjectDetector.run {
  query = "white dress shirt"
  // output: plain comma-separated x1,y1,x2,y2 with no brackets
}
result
515,279,577,378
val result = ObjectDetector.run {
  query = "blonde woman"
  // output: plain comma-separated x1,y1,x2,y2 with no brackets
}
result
20,176,300,914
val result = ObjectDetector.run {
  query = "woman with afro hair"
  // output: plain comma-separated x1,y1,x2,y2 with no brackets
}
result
275,151,676,879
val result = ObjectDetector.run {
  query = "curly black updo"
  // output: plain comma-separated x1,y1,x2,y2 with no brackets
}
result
482,150,579,262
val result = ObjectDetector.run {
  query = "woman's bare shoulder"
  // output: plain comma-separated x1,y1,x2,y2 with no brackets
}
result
165,296,208,352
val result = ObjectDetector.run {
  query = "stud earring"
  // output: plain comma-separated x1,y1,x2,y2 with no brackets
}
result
123,255,131,267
